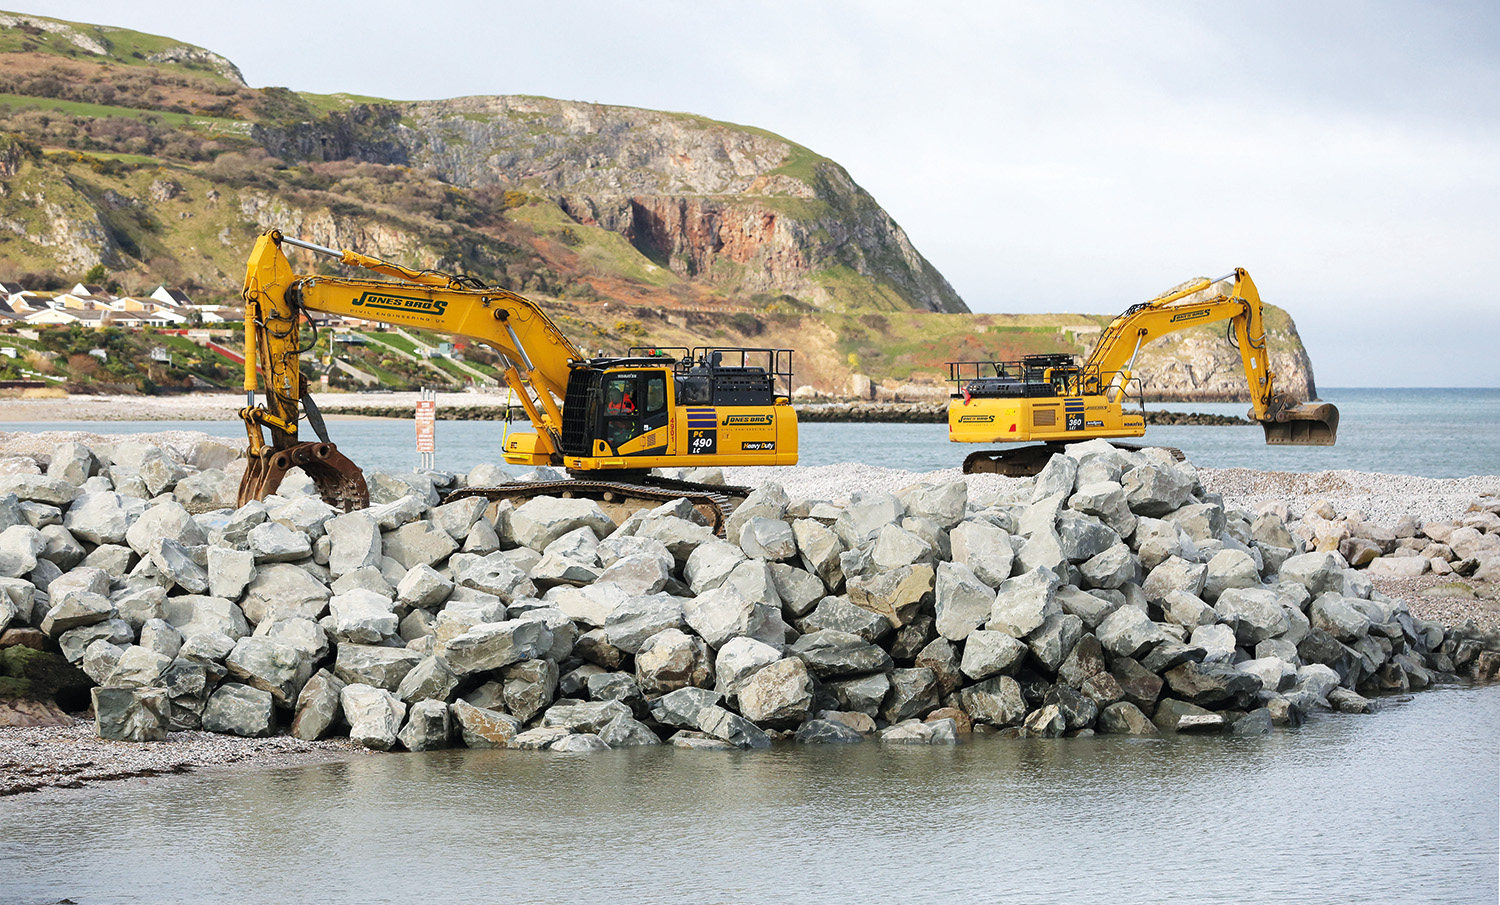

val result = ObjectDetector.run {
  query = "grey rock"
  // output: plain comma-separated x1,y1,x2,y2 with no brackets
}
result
1110,657,1163,711
714,636,785,697
249,521,313,563
1019,703,1067,738
801,596,891,642
738,516,797,561
451,699,523,748
124,502,204,555
1123,464,1194,517
1056,586,1118,631
790,629,893,678
600,714,662,747
441,618,551,676
960,675,1027,726
769,562,826,618
430,496,488,541
915,638,963,693
1202,549,1261,602
325,511,383,577
934,561,995,641
451,551,537,602
738,656,815,727
593,553,671,596
650,687,724,728
334,644,422,691
1279,552,1347,597
241,563,330,625
0,474,80,507
1068,481,1136,539
1140,640,1208,675
203,682,276,737
105,645,173,688
1215,588,1290,646
1143,556,1208,605
92,686,168,742
635,628,713,695
1079,542,1138,589
794,718,865,744
988,567,1061,639
948,519,1015,589
1163,661,1263,709
880,667,940,723
382,520,458,570
1056,510,1120,564
397,655,461,704
825,673,891,717
832,491,904,550
80,639,125,685
1162,590,1216,628
542,698,633,733
1028,613,1084,672
1032,454,1079,502
341,683,406,750
604,593,687,654
502,658,560,722
683,583,786,649
698,704,772,748
40,591,113,637
397,563,453,608
161,595,249,640
326,589,399,644
1097,701,1158,735
1189,623,1238,664
398,698,453,751
880,718,959,744
207,546,256,601
511,497,615,550
960,629,1029,680
792,518,845,589
225,636,310,705
1309,593,1372,643
291,669,345,740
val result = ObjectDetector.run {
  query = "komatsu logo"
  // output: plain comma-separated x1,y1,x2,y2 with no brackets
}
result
723,415,773,425
1170,309,1211,323
352,292,447,317
958,414,994,423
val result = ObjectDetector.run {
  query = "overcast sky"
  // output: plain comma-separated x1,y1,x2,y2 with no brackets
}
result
29,0,1500,387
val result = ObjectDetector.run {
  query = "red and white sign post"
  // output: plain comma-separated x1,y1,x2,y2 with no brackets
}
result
415,388,436,471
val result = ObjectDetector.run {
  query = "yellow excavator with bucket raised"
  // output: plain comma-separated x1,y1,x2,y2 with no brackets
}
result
235,229,798,531
949,268,1338,475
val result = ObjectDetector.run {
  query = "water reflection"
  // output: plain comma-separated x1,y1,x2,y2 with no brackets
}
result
2,687,1497,905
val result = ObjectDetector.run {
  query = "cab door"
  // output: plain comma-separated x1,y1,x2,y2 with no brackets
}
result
600,371,669,455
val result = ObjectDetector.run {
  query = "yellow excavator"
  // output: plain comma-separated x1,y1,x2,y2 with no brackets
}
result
949,268,1339,475
236,229,798,529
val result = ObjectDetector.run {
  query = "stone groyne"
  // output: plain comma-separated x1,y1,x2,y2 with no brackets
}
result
315,400,1250,426
1,438,1497,771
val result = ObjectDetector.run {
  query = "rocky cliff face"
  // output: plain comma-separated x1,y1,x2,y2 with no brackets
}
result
254,97,967,313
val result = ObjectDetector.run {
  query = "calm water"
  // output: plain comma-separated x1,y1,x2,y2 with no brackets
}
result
2,686,1496,905
7,387,1497,478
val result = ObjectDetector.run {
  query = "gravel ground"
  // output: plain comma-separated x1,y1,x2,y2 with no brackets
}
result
0,719,367,797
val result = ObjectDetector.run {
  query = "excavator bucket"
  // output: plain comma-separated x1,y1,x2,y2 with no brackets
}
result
1262,402,1340,446
238,442,370,512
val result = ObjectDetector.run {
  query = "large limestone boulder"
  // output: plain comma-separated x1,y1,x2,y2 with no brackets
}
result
988,566,1061,639
440,619,552,676
241,563,331,625
737,657,814,727
959,630,1028,680
92,686,168,742
64,492,135,545
933,561,995,642
341,683,406,750
511,497,615,550
450,551,537,602
790,630,893,678
635,628,713,695
225,636,311,706
451,699,523,748
714,637,784,697
846,563,933,627
960,675,1026,727
202,682,276,737
334,644,423,691
290,669,345,740
603,593,687,654
326,589,399,644
682,584,785,649
1096,605,1165,660
397,699,452,751
948,520,1015,588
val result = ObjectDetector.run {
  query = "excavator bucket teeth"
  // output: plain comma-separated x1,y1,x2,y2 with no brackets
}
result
238,442,369,512
1262,403,1340,446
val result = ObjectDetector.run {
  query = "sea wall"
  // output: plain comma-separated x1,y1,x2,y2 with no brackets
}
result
1,439,1497,755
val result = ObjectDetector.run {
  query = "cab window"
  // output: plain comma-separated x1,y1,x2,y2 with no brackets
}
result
644,374,667,414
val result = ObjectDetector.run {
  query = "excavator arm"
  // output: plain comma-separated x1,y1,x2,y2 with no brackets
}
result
238,229,587,509
1082,268,1338,443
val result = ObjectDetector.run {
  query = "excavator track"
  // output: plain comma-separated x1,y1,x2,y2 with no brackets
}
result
962,441,1186,477
444,475,752,536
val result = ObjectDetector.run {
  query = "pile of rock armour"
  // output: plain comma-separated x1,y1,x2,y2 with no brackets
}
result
2,437,1496,753
1281,496,1500,581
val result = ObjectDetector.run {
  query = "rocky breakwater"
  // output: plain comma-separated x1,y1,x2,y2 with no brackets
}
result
1,438,1496,758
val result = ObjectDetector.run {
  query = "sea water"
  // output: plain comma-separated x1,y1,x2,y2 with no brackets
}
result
7,388,1496,478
